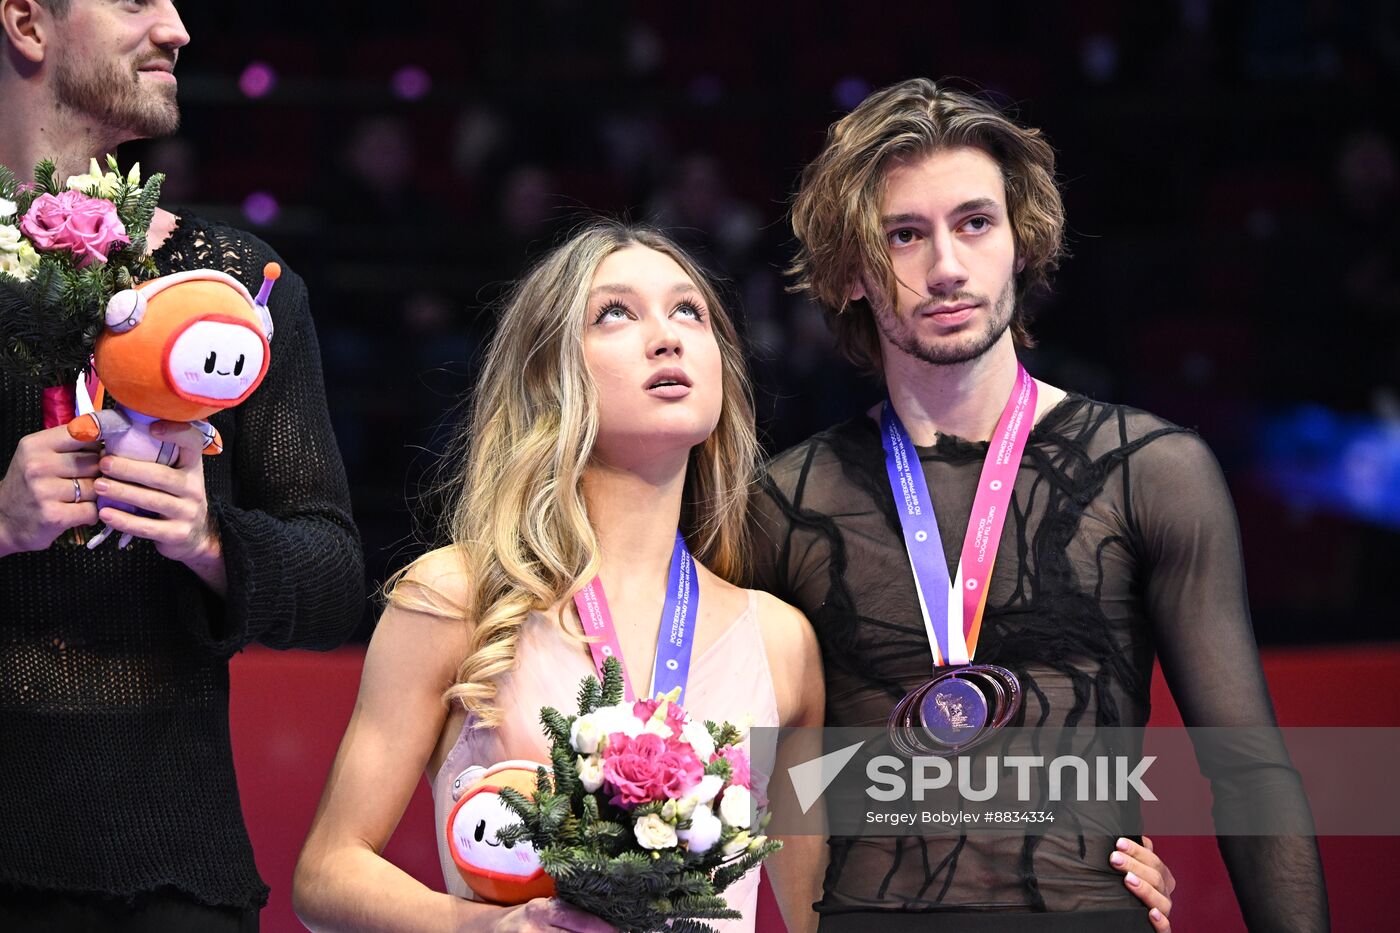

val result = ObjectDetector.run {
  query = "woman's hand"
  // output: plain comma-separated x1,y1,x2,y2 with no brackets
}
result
1110,835,1176,931
488,898,616,932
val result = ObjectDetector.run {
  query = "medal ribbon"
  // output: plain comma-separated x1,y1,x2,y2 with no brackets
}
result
881,365,1037,666
572,531,699,704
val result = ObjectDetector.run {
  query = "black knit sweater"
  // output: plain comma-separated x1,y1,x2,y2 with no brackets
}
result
0,213,365,909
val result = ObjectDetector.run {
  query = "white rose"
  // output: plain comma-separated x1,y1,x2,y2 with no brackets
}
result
0,198,15,221
571,702,644,753
0,223,21,252
633,813,678,850
0,241,38,281
592,701,645,741
678,803,722,854
577,755,604,793
721,829,751,858
681,720,716,761
719,786,752,830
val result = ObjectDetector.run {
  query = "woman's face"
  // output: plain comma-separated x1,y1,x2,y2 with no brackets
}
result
582,245,724,467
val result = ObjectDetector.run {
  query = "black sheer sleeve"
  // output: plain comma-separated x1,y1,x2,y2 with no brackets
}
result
749,441,827,604
1132,431,1329,932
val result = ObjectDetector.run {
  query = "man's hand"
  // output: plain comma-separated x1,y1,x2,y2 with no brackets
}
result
1111,835,1176,931
0,426,102,557
93,420,227,593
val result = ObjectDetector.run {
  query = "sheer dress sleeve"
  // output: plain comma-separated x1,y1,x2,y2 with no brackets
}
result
1131,431,1329,932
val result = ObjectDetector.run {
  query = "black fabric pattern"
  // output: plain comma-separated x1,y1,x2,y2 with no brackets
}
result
0,213,364,909
751,394,1327,931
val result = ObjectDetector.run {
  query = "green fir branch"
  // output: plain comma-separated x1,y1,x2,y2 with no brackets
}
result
712,838,781,893
703,757,732,783
577,674,604,716
34,159,59,196
600,655,625,706
126,172,164,236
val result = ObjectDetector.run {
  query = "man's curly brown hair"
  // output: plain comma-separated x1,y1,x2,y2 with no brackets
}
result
788,78,1066,373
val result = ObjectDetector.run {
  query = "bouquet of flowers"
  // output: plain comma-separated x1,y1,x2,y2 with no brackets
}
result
495,657,780,933
0,156,164,425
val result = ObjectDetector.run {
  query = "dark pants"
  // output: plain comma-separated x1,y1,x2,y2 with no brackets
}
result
0,889,259,932
817,908,1149,932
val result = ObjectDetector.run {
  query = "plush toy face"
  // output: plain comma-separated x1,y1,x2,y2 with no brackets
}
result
450,790,541,876
168,317,267,400
446,763,555,905
95,275,271,420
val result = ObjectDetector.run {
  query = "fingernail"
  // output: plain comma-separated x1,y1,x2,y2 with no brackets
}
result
1125,872,1141,887
1116,837,1131,851
1110,852,1125,867
93,479,109,493
1150,908,1163,922
100,457,113,471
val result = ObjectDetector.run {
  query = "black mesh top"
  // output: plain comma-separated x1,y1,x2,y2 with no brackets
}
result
751,394,1328,931
0,213,364,909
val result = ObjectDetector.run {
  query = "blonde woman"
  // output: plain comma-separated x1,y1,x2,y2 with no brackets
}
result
292,222,827,932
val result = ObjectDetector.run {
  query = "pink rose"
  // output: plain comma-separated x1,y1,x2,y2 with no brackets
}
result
632,697,687,738
20,190,129,268
601,732,704,808
714,746,751,789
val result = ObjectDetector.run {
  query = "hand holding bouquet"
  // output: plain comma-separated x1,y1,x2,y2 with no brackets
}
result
491,657,780,933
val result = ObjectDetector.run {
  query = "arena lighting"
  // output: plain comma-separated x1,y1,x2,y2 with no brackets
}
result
238,61,277,99
1263,405,1400,529
391,66,432,101
242,192,280,227
834,76,871,111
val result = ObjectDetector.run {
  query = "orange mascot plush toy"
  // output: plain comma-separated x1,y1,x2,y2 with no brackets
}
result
67,263,280,548
446,761,556,905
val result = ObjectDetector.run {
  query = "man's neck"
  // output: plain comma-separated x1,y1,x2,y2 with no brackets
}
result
0,97,127,183
880,331,1022,445
581,451,688,603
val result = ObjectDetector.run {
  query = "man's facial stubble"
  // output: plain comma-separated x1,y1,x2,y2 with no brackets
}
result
870,275,1017,368
52,50,179,140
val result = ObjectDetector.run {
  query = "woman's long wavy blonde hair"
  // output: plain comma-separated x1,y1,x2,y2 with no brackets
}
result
392,221,759,727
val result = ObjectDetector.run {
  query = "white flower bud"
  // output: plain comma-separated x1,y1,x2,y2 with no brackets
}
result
577,755,604,793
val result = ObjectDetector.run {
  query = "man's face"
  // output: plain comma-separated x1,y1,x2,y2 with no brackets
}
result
856,146,1020,367
48,0,191,141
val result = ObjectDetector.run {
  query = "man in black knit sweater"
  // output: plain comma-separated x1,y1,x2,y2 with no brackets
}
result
0,2,364,929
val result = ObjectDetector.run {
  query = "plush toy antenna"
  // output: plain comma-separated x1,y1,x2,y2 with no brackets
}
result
253,262,280,340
